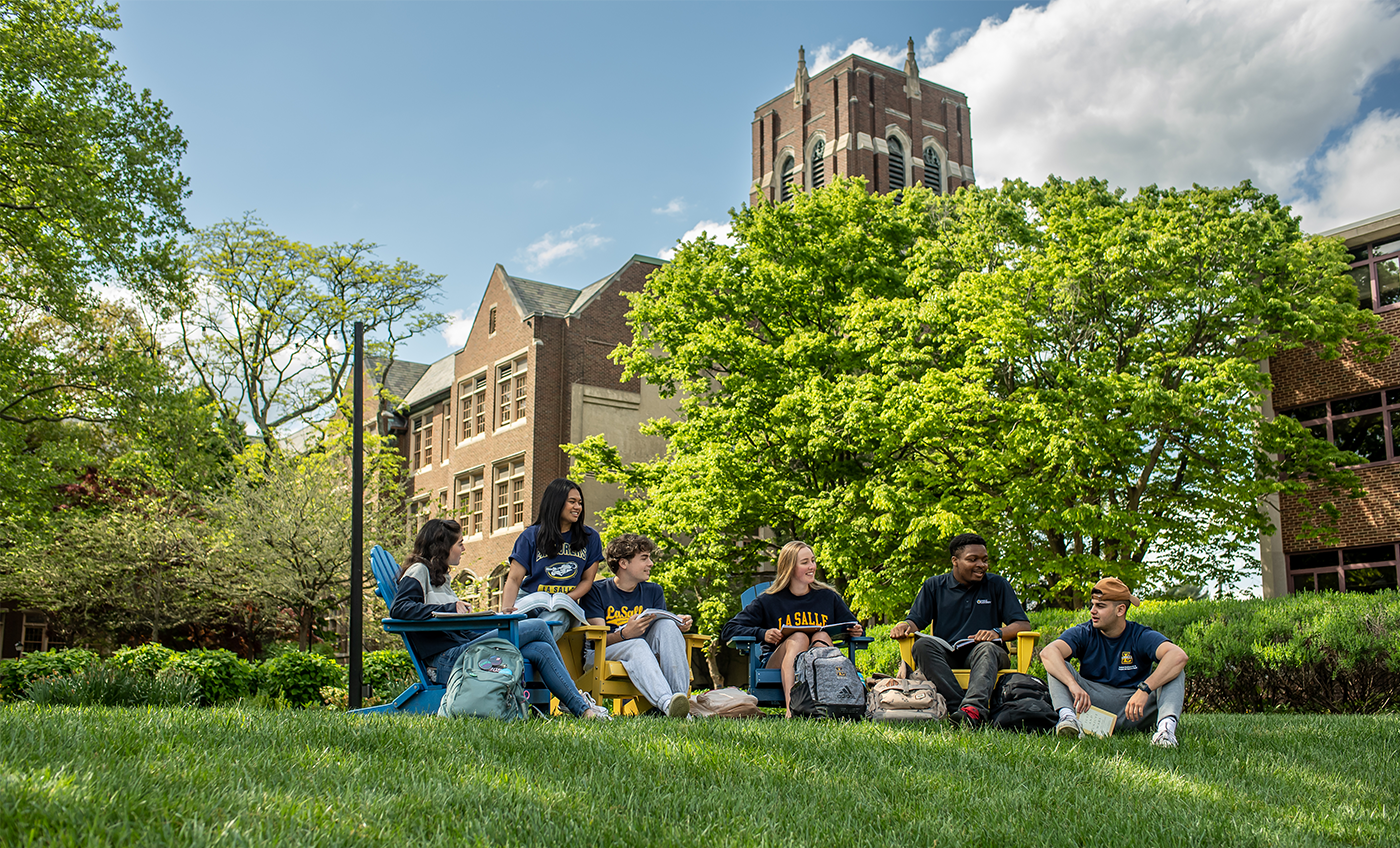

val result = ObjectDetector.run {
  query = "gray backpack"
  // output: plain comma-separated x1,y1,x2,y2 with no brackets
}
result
789,646,866,719
437,637,529,720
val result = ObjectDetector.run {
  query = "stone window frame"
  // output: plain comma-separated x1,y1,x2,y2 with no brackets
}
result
455,466,486,539
458,370,488,443
777,147,797,202
885,125,913,192
492,454,527,534
920,136,948,195
495,351,529,430
805,132,828,190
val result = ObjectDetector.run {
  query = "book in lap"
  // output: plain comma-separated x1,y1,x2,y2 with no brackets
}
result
779,620,860,636
642,608,685,625
514,592,588,626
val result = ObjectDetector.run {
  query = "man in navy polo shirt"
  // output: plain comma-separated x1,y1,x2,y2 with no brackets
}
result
1041,577,1189,747
889,533,1033,729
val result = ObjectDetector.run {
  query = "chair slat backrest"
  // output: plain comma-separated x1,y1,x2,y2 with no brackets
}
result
370,546,402,606
739,582,771,608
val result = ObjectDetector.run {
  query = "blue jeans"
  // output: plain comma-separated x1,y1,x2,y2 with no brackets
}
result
431,619,588,717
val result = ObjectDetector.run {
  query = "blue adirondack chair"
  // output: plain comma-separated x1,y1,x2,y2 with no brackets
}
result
351,545,530,715
726,581,873,707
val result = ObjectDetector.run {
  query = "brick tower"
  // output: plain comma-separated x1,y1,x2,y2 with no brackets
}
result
752,40,974,203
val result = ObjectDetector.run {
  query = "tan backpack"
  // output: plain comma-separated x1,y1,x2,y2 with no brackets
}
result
867,672,946,721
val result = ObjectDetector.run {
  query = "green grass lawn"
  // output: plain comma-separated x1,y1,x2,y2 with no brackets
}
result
2,706,1397,847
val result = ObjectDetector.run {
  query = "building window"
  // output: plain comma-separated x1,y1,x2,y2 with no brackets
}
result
923,146,942,194
22,612,62,653
780,155,795,202
442,401,451,460
437,488,448,515
887,137,905,191
408,496,429,533
413,411,433,468
1348,237,1400,312
489,305,498,335
497,357,527,426
495,458,525,531
810,139,825,189
1280,388,1400,466
1288,543,1398,594
458,470,485,536
460,374,487,440
411,414,425,469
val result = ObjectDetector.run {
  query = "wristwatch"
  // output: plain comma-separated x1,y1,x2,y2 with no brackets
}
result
1136,682,1152,694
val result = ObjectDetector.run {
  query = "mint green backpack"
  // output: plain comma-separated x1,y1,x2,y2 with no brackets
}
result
437,637,529,720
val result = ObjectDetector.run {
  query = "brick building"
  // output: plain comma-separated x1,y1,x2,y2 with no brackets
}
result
393,256,675,587
1261,208,1400,596
752,40,975,204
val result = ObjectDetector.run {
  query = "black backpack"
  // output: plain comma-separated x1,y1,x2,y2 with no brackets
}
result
988,672,1056,732
789,646,866,719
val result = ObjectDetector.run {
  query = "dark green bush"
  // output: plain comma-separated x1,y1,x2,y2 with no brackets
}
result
257,650,344,707
110,643,178,677
163,649,255,705
0,649,101,701
26,665,200,707
362,650,415,698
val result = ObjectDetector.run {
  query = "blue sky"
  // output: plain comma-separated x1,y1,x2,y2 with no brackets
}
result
111,0,1400,367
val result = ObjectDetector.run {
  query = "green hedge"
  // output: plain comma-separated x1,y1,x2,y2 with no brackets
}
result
0,649,100,701
256,650,345,707
1024,592,1400,713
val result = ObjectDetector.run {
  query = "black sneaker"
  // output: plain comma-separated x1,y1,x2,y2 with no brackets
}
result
951,705,983,730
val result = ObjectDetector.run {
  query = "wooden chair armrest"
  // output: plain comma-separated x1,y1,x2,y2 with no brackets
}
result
895,634,917,669
1014,630,1041,674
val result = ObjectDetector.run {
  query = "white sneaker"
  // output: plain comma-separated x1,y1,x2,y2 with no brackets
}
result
666,692,691,718
578,692,611,721
1151,725,1178,748
1055,715,1083,738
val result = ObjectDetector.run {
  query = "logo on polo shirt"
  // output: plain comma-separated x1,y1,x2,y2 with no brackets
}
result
976,599,991,604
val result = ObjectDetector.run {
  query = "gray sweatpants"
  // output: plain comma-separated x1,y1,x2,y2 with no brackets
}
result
1047,665,1185,733
605,619,690,710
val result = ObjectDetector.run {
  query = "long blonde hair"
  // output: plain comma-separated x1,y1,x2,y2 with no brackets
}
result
766,541,834,594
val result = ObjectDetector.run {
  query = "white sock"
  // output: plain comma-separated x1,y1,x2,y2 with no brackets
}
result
1058,707,1077,722
1157,716,1177,734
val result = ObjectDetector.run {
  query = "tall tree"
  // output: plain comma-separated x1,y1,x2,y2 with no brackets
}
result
179,215,444,447
569,177,1387,625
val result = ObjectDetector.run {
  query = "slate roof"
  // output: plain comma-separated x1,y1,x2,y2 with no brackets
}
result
371,357,431,401
504,274,585,318
401,352,455,409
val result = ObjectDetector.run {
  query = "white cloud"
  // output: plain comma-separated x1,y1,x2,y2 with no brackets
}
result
519,222,610,272
441,309,472,347
658,220,737,261
652,197,687,216
1292,109,1400,231
914,0,1400,216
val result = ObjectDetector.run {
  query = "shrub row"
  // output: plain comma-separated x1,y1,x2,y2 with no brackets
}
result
0,647,418,708
856,590,1400,713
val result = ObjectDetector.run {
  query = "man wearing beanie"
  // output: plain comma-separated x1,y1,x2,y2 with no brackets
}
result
1040,578,1189,747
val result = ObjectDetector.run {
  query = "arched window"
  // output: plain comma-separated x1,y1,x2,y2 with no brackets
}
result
779,155,795,202
923,147,942,194
887,137,905,191
810,139,825,189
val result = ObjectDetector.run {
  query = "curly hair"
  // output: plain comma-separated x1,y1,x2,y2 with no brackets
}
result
605,533,656,571
948,532,987,559
400,518,462,587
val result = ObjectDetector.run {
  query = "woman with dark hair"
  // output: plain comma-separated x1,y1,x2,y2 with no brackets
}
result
720,541,863,718
390,517,609,719
499,477,603,612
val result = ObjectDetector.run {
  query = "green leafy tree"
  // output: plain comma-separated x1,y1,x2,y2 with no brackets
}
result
211,429,408,650
569,177,1387,622
179,215,445,448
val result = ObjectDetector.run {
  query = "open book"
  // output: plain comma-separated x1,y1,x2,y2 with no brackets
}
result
642,608,686,625
1077,705,1117,738
430,610,504,620
948,636,1004,651
779,619,860,636
514,591,588,627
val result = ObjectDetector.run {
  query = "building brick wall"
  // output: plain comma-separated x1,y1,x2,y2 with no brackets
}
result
1270,310,1400,410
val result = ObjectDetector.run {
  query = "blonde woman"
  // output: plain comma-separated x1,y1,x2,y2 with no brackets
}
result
720,541,863,717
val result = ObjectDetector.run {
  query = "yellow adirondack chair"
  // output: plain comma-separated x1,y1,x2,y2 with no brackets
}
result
559,625,711,715
894,630,1041,687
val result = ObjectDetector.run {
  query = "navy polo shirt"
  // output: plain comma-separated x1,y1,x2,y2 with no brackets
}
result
1058,620,1169,688
905,572,1028,643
